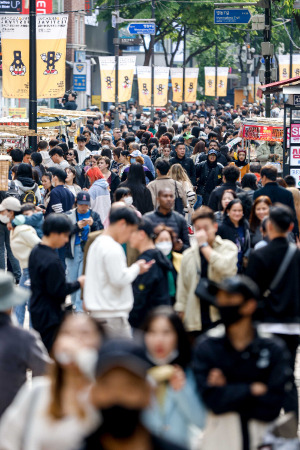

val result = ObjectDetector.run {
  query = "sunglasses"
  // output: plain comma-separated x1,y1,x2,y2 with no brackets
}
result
67,152,74,156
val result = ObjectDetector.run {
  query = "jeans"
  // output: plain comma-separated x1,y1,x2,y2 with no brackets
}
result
0,224,21,281
194,195,203,210
14,268,32,327
66,244,83,312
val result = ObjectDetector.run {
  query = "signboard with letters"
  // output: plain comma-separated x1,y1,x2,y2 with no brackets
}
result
73,62,86,91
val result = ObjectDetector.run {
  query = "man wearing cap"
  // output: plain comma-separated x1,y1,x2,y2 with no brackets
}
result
196,150,224,206
182,133,194,158
76,135,91,166
129,219,172,329
0,270,50,417
128,142,155,178
80,338,186,450
193,275,291,450
65,191,103,312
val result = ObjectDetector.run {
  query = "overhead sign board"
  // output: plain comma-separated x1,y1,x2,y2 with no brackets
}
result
294,94,300,106
0,0,22,12
113,38,143,46
214,9,251,25
73,62,86,92
128,23,155,35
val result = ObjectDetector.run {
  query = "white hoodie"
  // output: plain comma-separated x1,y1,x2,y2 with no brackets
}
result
10,225,40,270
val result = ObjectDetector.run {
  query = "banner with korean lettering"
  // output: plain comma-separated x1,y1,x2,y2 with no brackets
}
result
99,56,115,103
118,56,136,103
154,66,169,106
217,67,228,97
242,124,283,142
137,66,151,107
185,67,198,102
292,54,300,78
1,15,68,98
205,67,216,96
170,67,183,103
278,55,290,81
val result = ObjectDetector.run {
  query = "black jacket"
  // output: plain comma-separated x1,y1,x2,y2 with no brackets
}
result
246,237,300,324
129,248,172,328
193,327,290,423
208,182,243,211
109,171,121,199
144,209,190,252
196,161,223,198
253,182,298,236
29,243,80,350
169,155,196,185
198,151,228,167
64,100,78,110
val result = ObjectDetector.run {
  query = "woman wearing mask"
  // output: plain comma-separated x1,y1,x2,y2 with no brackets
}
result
234,149,250,181
14,163,42,204
119,163,153,215
41,172,53,208
214,189,237,225
142,307,206,449
87,167,111,227
65,167,82,199
249,196,272,248
97,156,120,199
154,225,182,304
218,198,251,273
0,314,102,450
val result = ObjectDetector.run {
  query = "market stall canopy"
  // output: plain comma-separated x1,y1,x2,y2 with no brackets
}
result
257,76,300,98
38,108,99,118
0,116,63,129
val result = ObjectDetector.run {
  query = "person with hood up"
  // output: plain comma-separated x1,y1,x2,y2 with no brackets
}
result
129,219,172,329
87,166,111,227
234,149,250,181
13,163,41,204
196,149,224,206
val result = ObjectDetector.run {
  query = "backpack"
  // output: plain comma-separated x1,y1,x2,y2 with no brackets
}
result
20,184,38,205
5,181,21,201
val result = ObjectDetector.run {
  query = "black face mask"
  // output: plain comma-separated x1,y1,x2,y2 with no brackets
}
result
218,304,244,328
100,405,141,439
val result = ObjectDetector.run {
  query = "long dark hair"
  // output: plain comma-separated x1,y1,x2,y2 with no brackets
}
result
126,162,146,185
142,306,191,369
249,195,272,232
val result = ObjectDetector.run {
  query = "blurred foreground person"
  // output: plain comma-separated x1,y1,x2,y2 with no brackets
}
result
0,271,49,418
142,307,206,448
0,314,102,450
193,276,291,450
80,338,187,450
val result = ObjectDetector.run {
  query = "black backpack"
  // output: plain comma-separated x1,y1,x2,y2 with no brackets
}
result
19,184,38,205
5,181,21,202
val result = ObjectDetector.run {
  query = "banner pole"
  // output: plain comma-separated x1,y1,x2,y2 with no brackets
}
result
114,0,119,127
150,0,155,120
29,0,37,150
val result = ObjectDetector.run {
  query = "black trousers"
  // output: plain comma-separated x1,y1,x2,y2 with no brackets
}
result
274,333,299,419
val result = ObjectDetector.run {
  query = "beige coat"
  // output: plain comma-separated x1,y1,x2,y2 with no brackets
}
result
10,225,40,270
147,177,187,209
174,236,238,331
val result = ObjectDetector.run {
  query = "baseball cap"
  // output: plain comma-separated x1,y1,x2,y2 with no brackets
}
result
207,149,218,156
183,132,193,140
95,338,151,379
195,276,260,306
77,191,91,205
0,197,21,212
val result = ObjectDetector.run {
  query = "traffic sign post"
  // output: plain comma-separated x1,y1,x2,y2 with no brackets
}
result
214,9,251,24
128,23,156,35
73,63,87,92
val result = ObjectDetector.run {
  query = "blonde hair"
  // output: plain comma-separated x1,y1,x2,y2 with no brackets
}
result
287,187,300,226
168,163,193,189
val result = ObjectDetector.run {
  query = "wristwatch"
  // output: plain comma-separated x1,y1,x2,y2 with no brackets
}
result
199,242,209,249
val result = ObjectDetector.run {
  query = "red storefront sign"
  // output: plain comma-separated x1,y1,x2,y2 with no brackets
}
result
22,0,52,14
242,124,283,142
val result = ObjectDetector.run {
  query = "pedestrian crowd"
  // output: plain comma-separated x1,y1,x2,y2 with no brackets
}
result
0,100,299,450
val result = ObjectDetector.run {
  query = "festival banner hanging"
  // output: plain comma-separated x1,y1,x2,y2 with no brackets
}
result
154,66,169,106
217,67,228,97
118,56,136,103
278,55,290,81
170,67,183,103
185,67,198,102
137,66,151,107
99,56,116,103
292,54,300,78
1,15,68,99
205,67,216,96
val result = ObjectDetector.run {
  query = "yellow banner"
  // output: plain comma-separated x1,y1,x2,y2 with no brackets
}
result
8,107,27,118
278,55,290,81
99,57,115,103
137,66,151,107
154,67,169,107
185,68,198,103
205,67,215,96
217,67,228,97
1,15,68,99
292,55,300,78
170,68,183,103
119,56,136,103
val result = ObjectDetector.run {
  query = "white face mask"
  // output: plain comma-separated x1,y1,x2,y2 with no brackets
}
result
0,215,10,224
124,196,133,206
156,241,172,256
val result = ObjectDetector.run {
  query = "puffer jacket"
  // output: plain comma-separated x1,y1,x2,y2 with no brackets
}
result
174,236,238,331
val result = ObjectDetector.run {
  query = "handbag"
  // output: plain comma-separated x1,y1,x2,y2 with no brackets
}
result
174,181,185,216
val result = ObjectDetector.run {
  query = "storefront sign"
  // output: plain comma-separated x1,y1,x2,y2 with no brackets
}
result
242,124,283,142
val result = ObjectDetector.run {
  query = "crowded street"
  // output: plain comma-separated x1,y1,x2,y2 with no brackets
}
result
0,0,299,449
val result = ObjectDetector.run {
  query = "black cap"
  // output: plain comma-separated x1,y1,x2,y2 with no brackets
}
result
95,338,150,378
138,218,155,239
77,191,90,205
77,134,87,142
196,276,260,306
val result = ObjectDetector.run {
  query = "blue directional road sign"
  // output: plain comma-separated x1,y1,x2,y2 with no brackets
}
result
214,9,251,25
128,23,155,35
